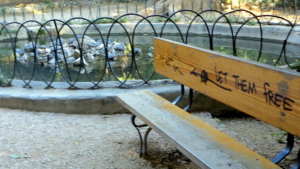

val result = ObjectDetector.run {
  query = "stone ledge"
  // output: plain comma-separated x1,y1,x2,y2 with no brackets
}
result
0,82,234,114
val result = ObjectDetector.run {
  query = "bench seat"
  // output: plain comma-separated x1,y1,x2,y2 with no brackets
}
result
116,90,280,169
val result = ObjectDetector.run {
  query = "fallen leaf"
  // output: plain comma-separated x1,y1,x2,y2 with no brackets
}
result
213,118,221,122
285,155,294,161
74,141,79,145
277,139,287,144
10,154,21,159
129,158,136,161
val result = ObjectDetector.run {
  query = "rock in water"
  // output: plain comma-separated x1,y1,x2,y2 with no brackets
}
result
66,57,75,64
15,49,24,56
73,49,81,59
85,53,95,62
148,46,154,53
68,38,74,45
114,42,126,51
73,58,88,66
134,47,142,55
108,51,116,59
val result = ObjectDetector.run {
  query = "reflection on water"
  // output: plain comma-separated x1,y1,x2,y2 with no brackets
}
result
0,35,298,82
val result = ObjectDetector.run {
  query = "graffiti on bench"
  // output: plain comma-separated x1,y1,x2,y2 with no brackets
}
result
154,37,300,137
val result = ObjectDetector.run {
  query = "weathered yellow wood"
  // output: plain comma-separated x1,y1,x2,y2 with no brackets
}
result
116,90,280,169
154,37,300,137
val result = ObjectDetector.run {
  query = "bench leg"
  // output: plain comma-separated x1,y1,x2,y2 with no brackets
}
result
171,85,194,111
271,133,294,164
183,88,193,111
131,115,152,157
290,148,300,169
172,84,185,105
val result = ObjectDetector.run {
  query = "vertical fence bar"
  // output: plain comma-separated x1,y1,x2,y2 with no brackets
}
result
38,3,46,22
59,1,65,21
29,4,36,21
21,5,26,22
293,0,297,22
10,5,17,22
70,1,74,18
153,0,156,15
283,0,287,17
135,1,138,14
79,1,83,18
88,0,93,20
50,3,55,20
96,0,101,18
117,1,120,16
108,1,111,18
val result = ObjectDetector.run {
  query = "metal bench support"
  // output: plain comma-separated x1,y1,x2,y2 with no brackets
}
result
172,84,185,105
131,115,152,157
183,88,193,111
290,148,300,169
272,133,294,164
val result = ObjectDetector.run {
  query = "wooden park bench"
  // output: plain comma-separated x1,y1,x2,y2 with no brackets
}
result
116,38,300,169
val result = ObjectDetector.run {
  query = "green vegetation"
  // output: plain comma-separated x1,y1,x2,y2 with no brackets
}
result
213,117,221,123
66,20,75,25
38,29,46,36
118,17,129,23
0,29,18,36
244,19,257,26
0,75,4,84
0,29,8,36
226,17,239,24
224,16,258,25
93,17,129,24
270,132,287,143
155,17,164,22
44,0,55,8
0,74,8,86
288,62,300,72
8,29,18,33
42,19,51,26
0,7,8,14
171,17,180,23
289,63,300,69
52,17,130,26
94,19,114,24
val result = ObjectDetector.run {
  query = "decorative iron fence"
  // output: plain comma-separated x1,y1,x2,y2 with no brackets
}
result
0,9,298,89
1,0,300,24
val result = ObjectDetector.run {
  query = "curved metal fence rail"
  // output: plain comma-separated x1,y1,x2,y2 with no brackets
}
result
0,9,298,89
1,0,300,24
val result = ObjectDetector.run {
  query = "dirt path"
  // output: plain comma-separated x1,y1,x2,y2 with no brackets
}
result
0,108,298,169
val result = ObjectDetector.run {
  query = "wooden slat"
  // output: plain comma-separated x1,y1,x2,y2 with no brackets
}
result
116,90,280,169
154,37,300,137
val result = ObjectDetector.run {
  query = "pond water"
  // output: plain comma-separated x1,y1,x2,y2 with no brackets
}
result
0,34,299,83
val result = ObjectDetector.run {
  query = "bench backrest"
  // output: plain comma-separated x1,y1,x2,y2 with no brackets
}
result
154,37,300,138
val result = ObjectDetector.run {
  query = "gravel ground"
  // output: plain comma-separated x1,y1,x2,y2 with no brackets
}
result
0,108,299,169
